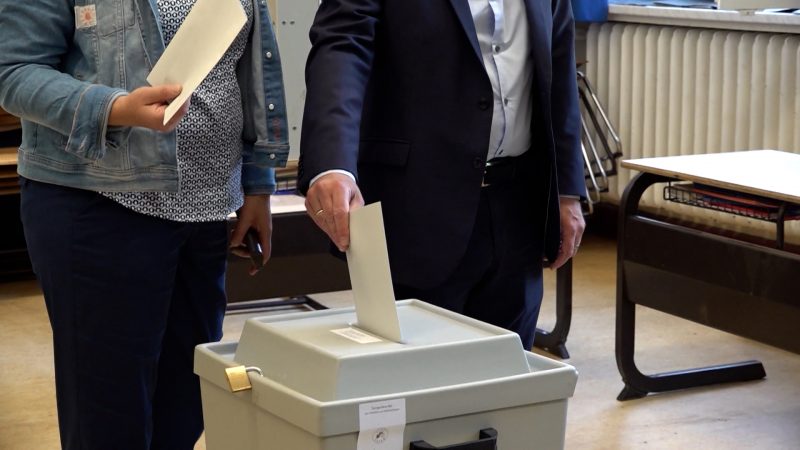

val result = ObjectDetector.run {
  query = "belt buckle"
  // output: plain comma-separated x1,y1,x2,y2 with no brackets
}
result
481,160,495,188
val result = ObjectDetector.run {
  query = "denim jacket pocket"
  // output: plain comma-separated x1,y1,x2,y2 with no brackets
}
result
95,0,137,37
23,123,66,155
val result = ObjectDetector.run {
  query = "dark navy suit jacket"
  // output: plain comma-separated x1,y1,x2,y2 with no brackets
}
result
299,0,585,290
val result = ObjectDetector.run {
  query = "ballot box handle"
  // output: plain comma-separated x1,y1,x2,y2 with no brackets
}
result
409,428,498,450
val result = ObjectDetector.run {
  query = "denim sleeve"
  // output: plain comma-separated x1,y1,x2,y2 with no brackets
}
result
241,142,277,195
0,1,126,161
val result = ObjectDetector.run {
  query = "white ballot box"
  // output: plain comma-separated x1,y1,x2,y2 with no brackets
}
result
195,300,578,450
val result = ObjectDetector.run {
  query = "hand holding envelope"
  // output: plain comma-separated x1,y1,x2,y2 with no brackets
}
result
108,84,190,131
146,0,248,125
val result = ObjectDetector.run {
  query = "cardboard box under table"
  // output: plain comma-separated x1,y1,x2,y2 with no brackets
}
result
195,300,578,449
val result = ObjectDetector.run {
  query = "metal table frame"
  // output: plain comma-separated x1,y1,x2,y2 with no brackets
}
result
615,171,800,400
534,261,573,359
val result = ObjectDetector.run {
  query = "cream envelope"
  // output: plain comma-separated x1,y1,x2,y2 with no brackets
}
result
147,0,247,124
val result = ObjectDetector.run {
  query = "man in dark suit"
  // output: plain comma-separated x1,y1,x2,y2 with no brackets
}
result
298,0,586,348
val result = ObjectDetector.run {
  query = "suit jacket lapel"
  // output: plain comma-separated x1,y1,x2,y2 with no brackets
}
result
448,0,483,63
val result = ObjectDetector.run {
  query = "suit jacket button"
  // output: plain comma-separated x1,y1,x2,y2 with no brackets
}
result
473,157,484,168
478,98,490,110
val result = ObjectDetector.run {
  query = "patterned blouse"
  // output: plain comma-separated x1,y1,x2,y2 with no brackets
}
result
103,0,253,222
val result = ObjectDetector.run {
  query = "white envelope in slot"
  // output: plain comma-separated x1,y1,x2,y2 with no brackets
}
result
346,203,404,343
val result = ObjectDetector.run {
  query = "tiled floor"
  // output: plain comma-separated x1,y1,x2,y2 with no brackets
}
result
2,234,799,449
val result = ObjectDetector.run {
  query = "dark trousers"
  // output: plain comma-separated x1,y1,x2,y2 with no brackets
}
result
20,178,228,450
394,178,545,349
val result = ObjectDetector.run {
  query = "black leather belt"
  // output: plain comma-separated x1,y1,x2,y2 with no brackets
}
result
482,153,528,187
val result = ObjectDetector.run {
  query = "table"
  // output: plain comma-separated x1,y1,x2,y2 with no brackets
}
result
0,147,19,195
616,150,800,400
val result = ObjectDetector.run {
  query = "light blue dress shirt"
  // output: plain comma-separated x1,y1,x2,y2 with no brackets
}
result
468,0,533,160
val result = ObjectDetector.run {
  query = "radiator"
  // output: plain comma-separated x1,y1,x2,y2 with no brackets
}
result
585,22,800,243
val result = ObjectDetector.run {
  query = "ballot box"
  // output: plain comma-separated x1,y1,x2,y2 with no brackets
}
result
195,300,578,449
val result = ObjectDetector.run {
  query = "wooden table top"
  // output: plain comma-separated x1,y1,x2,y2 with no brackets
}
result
622,150,800,204
0,147,19,195
0,147,17,167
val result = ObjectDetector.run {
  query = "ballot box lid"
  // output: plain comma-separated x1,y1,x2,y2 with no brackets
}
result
233,299,532,401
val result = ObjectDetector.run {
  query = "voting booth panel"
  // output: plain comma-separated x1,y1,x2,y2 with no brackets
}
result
196,300,578,449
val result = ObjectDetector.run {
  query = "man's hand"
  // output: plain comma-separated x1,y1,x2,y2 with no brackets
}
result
549,197,586,270
230,195,272,276
305,173,364,251
108,85,190,132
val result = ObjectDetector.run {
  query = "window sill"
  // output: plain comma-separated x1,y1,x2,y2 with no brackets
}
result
608,3,800,33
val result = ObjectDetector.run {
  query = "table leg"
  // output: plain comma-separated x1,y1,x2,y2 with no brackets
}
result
534,259,573,359
615,172,766,401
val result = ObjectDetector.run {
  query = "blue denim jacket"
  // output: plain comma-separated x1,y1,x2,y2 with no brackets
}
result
0,0,289,194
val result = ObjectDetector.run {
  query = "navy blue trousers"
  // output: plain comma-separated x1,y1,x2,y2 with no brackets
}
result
394,181,545,349
20,178,228,450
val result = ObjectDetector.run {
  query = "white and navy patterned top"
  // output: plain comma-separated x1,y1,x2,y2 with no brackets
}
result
103,0,253,222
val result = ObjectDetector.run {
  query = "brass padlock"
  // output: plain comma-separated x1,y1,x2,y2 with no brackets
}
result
225,365,253,392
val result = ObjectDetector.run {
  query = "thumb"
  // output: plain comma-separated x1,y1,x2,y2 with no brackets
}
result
229,222,248,248
349,187,364,210
141,84,182,104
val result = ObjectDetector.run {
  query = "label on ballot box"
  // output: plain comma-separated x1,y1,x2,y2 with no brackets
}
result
358,399,406,450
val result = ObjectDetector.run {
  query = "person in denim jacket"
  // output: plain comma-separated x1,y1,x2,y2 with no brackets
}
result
0,0,288,448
